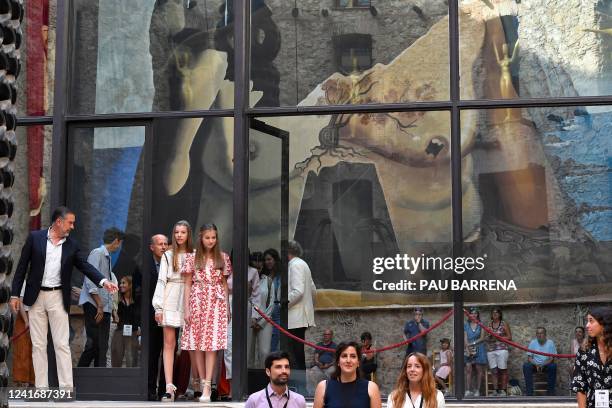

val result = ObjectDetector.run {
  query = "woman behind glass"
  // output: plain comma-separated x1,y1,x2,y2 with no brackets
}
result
313,341,381,408
486,307,512,396
572,307,612,408
111,276,140,367
152,220,193,402
388,352,445,408
572,326,586,355
252,248,281,362
464,307,487,397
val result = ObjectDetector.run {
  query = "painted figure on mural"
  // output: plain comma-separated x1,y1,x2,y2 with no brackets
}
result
145,3,611,305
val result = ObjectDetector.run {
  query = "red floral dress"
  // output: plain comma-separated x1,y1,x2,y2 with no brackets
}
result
180,252,232,351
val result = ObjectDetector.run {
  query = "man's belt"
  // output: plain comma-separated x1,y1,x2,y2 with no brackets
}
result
40,286,62,291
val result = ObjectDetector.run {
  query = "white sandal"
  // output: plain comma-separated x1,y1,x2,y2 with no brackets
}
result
161,383,177,402
199,379,212,403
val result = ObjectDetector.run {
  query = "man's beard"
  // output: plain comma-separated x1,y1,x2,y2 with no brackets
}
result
271,376,288,386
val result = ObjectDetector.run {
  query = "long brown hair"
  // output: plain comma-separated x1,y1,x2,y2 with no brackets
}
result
391,352,438,408
195,223,224,270
170,220,193,271
119,276,133,305
585,307,612,359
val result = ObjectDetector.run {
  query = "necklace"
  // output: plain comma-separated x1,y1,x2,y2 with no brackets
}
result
407,390,423,408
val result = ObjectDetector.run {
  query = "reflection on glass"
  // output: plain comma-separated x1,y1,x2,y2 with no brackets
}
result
246,113,454,397
254,0,450,106
68,126,145,368
462,107,612,303
461,106,611,397
150,117,234,250
149,117,235,394
459,1,612,98
69,0,232,114
465,302,591,398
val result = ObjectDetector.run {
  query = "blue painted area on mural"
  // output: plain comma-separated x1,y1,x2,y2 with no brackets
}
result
88,146,142,265
541,111,612,241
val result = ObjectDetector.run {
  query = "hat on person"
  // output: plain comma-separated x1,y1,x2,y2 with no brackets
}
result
414,307,424,313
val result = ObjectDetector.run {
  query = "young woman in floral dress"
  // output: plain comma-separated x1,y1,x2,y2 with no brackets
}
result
181,223,232,402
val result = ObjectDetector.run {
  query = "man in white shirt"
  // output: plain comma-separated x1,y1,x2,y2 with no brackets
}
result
10,207,118,388
287,240,316,394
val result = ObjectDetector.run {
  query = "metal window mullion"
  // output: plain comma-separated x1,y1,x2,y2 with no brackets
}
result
232,0,251,402
51,0,70,209
63,109,235,123
448,0,465,401
17,116,54,125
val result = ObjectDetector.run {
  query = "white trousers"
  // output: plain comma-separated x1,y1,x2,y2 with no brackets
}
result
251,323,273,367
28,290,73,388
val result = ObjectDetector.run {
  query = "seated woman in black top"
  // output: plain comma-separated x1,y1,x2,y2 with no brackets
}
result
313,341,381,408
111,276,141,367
360,331,378,381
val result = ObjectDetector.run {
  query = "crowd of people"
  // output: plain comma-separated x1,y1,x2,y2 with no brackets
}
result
6,206,612,408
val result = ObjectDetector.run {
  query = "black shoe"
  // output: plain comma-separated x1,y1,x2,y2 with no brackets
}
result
147,393,159,401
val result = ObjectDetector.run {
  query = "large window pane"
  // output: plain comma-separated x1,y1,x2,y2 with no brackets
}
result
67,125,145,368
252,1,450,107
461,106,612,397
459,2,612,99
69,0,232,114
150,116,234,246
149,116,234,397
247,112,455,398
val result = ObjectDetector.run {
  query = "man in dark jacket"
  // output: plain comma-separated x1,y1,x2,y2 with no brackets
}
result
9,206,118,388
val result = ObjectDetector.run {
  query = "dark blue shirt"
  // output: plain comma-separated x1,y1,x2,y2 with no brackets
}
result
324,378,370,408
404,319,430,354
316,342,337,365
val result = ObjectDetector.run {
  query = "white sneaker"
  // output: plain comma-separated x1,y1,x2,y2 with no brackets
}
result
474,390,480,397
465,390,474,397
498,390,507,397
489,390,498,397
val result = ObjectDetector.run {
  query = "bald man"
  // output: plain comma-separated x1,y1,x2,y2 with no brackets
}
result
148,234,168,400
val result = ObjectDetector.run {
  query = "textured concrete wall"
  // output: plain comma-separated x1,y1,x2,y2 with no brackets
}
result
308,303,586,395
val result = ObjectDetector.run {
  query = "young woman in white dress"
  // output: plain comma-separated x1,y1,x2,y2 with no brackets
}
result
152,220,193,402
388,352,446,408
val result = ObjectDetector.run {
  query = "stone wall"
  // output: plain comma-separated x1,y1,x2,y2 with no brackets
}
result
266,0,449,106
307,303,587,395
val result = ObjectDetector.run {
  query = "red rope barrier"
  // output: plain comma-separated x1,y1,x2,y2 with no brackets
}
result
252,304,454,354
10,327,29,343
462,309,576,359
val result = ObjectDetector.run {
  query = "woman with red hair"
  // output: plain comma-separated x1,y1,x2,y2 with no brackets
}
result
388,352,446,408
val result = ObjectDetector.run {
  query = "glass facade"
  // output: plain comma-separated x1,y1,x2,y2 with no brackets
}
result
66,125,146,368
11,0,612,403
255,0,449,106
